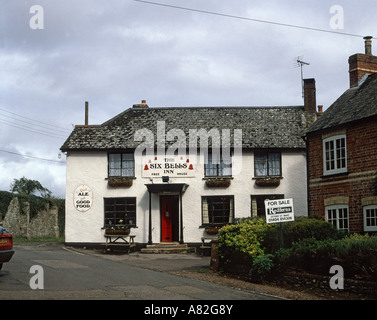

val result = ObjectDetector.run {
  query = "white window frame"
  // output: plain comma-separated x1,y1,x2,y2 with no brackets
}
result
363,205,377,232
323,135,347,175
325,204,349,231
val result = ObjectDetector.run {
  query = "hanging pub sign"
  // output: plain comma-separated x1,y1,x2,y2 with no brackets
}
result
73,184,93,212
142,155,195,178
265,198,295,224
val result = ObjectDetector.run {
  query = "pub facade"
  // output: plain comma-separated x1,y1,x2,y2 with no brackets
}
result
61,96,317,248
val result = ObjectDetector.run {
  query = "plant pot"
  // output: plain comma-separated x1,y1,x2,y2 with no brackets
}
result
105,228,130,236
205,179,231,188
255,178,280,187
205,228,219,235
108,178,133,187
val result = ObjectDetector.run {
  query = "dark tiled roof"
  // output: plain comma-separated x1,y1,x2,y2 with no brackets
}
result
60,106,309,151
307,73,377,133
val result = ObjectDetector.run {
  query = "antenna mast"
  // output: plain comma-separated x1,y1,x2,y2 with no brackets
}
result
294,56,310,99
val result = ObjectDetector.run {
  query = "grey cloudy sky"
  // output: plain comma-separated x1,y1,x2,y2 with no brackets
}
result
0,0,376,198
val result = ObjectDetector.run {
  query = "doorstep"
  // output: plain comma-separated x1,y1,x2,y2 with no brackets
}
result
140,242,196,254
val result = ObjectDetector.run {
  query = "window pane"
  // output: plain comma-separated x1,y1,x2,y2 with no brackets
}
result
205,153,217,176
268,153,281,176
336,138,346,169
109,154,121,176
122,153,134,176
255,154,268,176
219,161,232,176
327,209,337,228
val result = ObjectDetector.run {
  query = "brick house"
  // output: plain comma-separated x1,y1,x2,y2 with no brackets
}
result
306,37,377,233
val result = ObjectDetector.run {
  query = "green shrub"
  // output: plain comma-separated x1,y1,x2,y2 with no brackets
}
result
319,233,377,280
218,218,271,274
274,234,377,280
249,254,274,282
263,216,345,253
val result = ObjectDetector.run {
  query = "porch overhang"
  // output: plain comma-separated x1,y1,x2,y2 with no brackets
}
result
145,183,189,194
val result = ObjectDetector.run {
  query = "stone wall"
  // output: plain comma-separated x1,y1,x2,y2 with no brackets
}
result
2,197,59,239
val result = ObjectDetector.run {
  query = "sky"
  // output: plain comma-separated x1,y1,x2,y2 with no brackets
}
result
0,0,376,198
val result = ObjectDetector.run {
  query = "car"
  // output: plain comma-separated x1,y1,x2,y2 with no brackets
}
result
0,226,14,271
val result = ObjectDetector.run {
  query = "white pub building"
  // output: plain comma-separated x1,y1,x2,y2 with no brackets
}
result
61,84,318,250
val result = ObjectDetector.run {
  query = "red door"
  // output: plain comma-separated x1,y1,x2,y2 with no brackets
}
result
161,196,173,242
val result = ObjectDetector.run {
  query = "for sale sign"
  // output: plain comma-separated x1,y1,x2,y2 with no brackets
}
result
265,198,295,224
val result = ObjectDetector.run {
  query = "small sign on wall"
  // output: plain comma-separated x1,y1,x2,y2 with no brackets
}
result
73,184,93,212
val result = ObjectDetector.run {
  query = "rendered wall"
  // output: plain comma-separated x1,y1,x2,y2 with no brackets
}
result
64,150,307,244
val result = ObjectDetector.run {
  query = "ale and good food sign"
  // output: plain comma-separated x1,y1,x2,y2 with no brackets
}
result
73,184,93,212
265,198,295,224
142,155,195,178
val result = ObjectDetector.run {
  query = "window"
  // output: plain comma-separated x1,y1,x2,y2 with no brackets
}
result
108,153,135,177
254,152,281,177
205,152,232,177
326,205,349,231
104,197,136,227
323,135,347,175
364,205,377,232
251,194,284,217
202,196,234,226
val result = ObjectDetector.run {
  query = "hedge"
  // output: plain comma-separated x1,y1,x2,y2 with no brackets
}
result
263,216,345,253
274,234,377,281
218,216,349,278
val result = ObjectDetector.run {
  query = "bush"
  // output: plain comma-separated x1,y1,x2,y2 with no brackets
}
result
218,216,377,281
263,216,345,253
218,218,271,274
249,254,274,282
319,233,377,280
274,234,377,280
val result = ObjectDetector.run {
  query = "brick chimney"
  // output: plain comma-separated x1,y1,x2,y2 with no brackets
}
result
349,36,377,87
133,99,149,108
303,78,316,112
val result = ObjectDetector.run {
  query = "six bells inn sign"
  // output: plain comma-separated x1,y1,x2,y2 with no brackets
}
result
142,155,195,178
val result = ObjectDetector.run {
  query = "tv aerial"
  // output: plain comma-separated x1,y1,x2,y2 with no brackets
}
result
294,56,310,99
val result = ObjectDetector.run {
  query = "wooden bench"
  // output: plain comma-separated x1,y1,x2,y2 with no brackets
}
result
104,234,136,253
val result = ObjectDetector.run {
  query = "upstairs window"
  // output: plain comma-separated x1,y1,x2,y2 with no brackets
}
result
108,153,135,177
254,152,281,177
323,135,347,175
205,152,232,177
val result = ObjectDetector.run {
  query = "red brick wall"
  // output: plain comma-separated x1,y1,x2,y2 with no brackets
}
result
307,117,377,232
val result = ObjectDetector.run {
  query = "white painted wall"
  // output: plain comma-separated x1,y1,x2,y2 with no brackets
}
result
65,150,307,244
